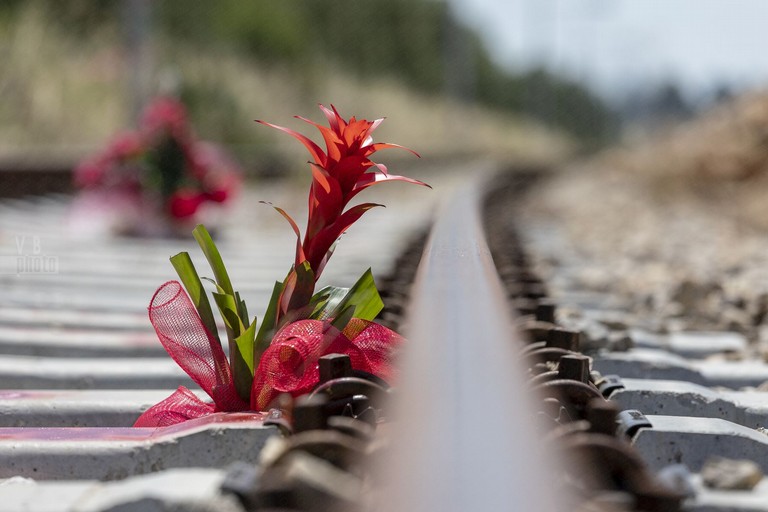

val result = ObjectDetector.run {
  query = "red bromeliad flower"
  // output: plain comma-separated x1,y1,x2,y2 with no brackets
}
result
257,104,429,278
134,105,427,427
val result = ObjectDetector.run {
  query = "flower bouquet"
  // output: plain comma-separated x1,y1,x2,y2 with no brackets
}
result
135,105,429,427
72,96,241,237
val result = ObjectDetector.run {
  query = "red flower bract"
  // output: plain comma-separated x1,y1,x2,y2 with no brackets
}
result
257,104,429,277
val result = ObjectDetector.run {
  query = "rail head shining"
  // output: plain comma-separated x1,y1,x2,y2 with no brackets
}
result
372,172,566,512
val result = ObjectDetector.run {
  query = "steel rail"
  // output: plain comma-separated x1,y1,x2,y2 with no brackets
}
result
372,170,568,512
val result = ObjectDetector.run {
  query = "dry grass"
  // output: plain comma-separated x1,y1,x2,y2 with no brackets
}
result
583,90,768,231
609,92,768,181
0,5,126,156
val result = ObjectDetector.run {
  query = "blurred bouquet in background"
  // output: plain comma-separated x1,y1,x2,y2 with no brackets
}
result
71,97,241,237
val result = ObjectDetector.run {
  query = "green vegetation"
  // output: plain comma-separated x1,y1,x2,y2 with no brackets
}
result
0,0,614,164
153,0,618,146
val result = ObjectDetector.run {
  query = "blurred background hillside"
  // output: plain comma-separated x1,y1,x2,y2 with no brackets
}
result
0,0,626,177
3,1,766,183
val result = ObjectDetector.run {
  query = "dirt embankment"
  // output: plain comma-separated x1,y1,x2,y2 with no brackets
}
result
519,91,768,353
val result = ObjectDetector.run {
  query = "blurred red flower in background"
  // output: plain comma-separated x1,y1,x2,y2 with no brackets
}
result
74,96,241,225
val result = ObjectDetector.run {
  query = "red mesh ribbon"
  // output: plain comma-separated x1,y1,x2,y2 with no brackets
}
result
251,318,403,410
134,281,403,426
134,281,248,427
134,386,215,427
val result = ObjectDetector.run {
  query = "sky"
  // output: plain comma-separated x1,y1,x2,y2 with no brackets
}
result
451,0,768,101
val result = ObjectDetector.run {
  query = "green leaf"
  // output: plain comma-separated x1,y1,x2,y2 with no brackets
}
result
309,285,347,320
229,339,253,402
235,291,249,329
254,280,285,359
213,291,254,403
193,224,234,295
329,304,356,333
306,286,333,318
212,292,245,337
212,291,254,403
201,277,226,295
325,268,384,322
170,252,220,344
235,319,258,375
174,225,257,403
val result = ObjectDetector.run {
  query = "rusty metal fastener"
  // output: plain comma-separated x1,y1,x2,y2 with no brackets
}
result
351,368,391,389
519,320,558,343
499,267,539,284
519,340,546,355
522,283,548,300
538,397,577,428
318,354,353,384
547,327,581,352
585,398,620,437
326,415,375,441
264,408,293,436
293,394,330,433
510,297,539,315
535,379,604,421
309,376,388,409
558,355,591,384
535,299,557,323
256,450,363,512
270,429,369,474
560,432,650,491
525,347,575,366
325,394,377,426
559,432,684,511
527,370,560,387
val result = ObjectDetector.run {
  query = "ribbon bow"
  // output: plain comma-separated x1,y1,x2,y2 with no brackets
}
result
134,281,401,427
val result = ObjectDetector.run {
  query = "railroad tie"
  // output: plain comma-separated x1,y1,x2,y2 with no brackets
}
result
1,168,767,511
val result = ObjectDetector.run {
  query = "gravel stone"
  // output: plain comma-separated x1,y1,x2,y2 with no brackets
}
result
701,456,763,491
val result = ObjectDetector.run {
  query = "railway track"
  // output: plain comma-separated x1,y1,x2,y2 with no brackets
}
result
1,165,767,511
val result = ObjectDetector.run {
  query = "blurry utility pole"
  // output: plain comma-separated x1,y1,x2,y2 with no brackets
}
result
121,0,152,124
442,1,476,103
440,0,477,153
523,0,558,125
